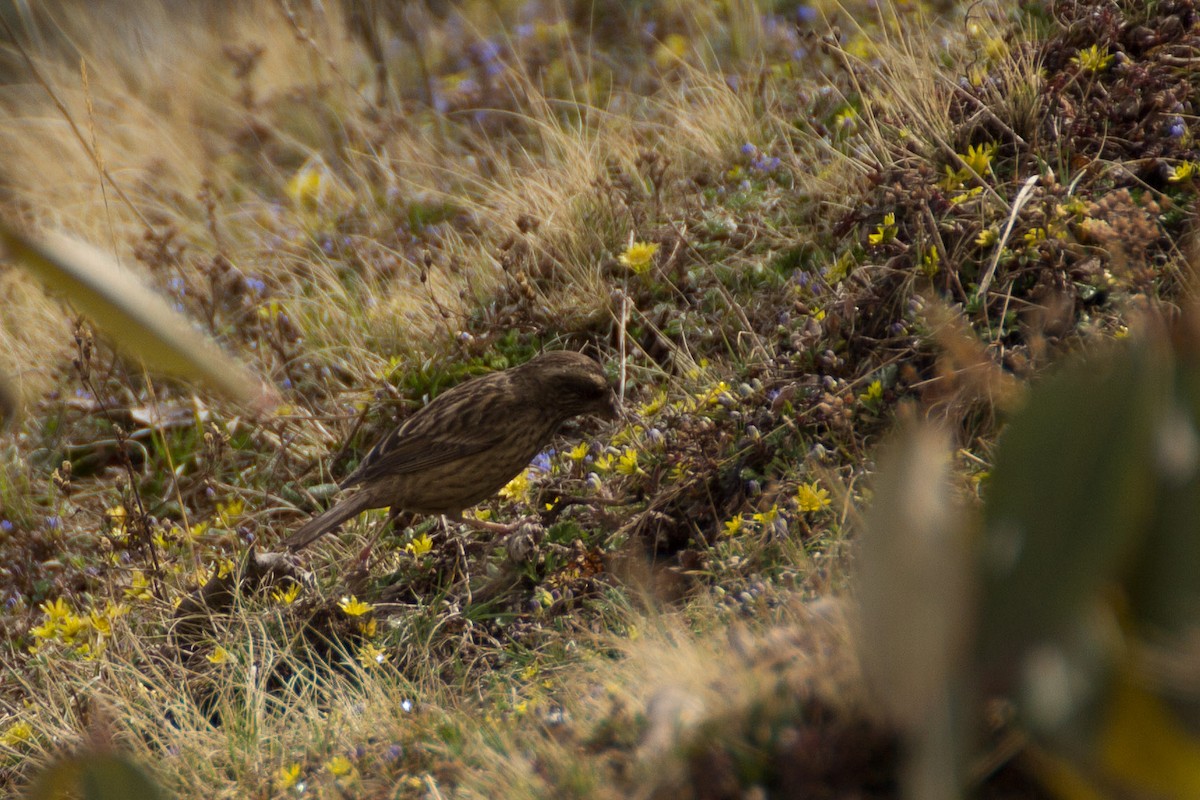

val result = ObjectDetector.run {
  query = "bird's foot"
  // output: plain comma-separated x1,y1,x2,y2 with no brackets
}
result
456,514,527,534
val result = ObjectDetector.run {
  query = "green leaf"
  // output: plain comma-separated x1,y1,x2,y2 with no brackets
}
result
25,752,167,800
977,339,1169,683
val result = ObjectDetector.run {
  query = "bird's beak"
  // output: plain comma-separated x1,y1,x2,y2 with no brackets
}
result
603,394,622,421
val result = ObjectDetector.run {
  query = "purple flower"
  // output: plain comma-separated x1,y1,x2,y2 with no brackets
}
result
45,516,62,531
530,450,554,473
751,155,781,172
245,276,266,295
740,142,757,156
0,519,12,533
796,5,819,23
471,38,502,64
1167,116,1186,138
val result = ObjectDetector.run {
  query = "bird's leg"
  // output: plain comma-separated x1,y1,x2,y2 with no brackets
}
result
455,512,524,535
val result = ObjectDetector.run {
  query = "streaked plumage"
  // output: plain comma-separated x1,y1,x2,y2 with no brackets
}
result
284,350,616,550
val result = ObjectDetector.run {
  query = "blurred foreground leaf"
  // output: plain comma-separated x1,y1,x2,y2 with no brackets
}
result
24,751,167,800
0,222,277,413
976,338,1169,684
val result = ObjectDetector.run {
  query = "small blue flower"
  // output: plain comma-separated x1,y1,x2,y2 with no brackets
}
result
1167,116,1186,138
530,451,553,473
740,142,757,156
0,519,12,533
751,155,781,172
45,515,62,531
384,744,404,761
168,277,187,295
796,5,819,23
245,276,266,295
472,38,502,64
281,378,293,389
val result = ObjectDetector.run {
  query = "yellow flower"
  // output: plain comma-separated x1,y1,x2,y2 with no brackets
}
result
1169,161,1197,183
654,34,688,68
638,391,667,416
40,597,71,621
358,618,377,638
921,246,940,278
868,212,897,246
833,107,858,131
356,642,389,668
949,186,984,204
976,228,999,247
1,721,33,747
207,646,233,665
796,482,832,513
960,143,995,176
271,583,301,605
1071,44,1113,73
752,505,780,527
723,516,745,537
618,241,660,274
939,164,967,192
568,441,591,461
339,596,373,617
105,505,127,537
615,448,642,476
325,755,354,777
405,532,433,558
286,162,326,211
859,379,883,405
499,471,531,502
88,610,112,637
275,763,301,791
217,498,244,528
58,613,90,642
593,452,615,473
30,619,58,640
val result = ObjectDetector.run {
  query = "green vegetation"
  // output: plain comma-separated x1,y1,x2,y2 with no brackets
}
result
3,0,1200,797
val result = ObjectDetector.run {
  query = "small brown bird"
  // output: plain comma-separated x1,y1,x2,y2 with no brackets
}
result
284,350,617,551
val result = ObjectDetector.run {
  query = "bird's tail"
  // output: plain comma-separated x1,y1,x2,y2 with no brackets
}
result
284,493,375,551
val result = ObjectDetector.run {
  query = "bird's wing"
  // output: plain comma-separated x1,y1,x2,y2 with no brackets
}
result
338,382,511,487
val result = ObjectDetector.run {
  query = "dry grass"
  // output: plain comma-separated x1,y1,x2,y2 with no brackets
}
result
4,0,1189,797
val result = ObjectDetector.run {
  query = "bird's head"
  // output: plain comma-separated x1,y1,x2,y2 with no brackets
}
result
524,351,619,420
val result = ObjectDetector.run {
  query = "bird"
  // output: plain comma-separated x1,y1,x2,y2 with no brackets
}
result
284,350,618,551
